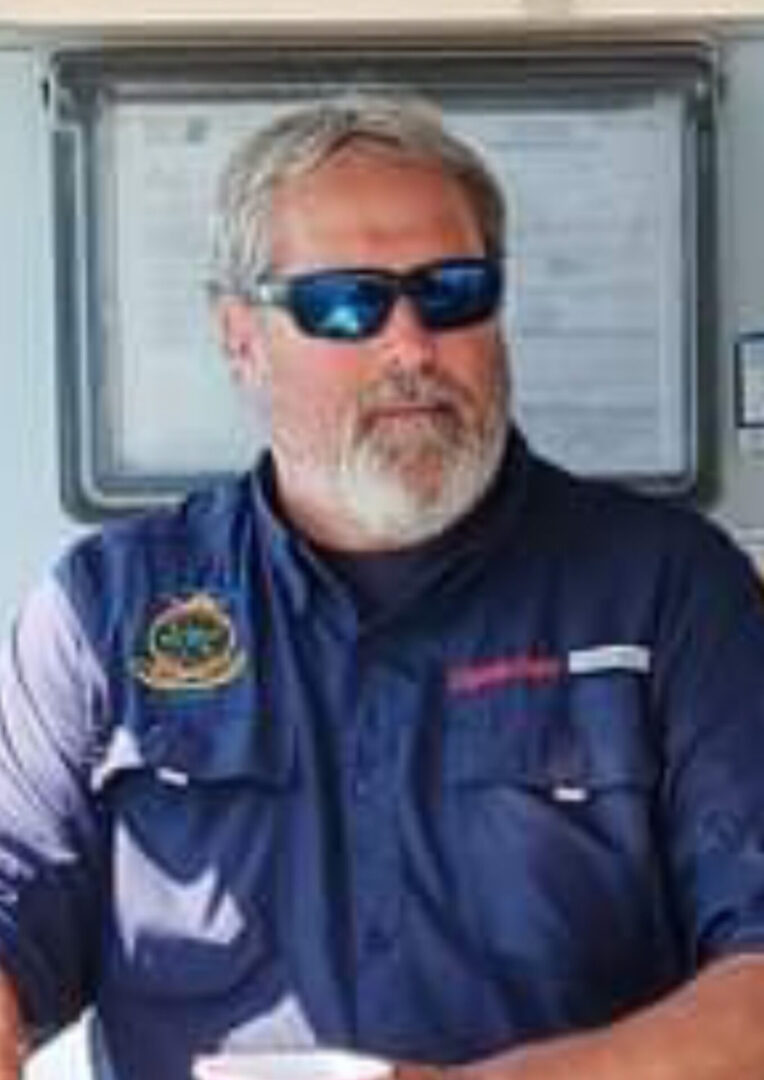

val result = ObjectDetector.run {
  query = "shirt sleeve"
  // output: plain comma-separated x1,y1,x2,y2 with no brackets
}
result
0,574,108,1036
654,524,764,967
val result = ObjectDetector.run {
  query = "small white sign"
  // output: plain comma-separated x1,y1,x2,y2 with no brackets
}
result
735,333,764,456
738,335,764,421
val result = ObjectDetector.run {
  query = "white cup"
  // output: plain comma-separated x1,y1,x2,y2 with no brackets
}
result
193,1047,393,1080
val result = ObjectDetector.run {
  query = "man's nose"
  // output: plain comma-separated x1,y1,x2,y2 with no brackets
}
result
374,296,437,370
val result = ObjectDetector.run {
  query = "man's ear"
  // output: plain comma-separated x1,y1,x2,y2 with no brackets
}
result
216,298,268,388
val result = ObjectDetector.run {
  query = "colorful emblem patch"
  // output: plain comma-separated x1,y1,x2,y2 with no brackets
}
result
132,593,246,691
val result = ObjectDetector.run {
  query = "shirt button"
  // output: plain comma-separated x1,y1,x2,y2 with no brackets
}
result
364,925,390,954
354,776,371,799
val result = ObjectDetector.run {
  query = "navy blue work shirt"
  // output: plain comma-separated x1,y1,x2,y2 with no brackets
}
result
2,433,764,1080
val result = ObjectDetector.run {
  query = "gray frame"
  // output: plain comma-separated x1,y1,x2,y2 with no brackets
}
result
50,42,715,520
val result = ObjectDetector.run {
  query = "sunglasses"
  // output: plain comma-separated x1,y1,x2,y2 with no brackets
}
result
247,257,503,342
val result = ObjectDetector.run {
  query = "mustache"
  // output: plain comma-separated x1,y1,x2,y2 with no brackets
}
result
355,370,472,416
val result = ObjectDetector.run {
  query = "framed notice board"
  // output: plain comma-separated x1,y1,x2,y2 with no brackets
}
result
51,43,716,518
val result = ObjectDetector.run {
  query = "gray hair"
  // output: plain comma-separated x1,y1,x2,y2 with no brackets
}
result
208,94,507,297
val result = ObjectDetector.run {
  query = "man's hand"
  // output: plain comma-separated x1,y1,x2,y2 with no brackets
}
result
394,953,764,1080
394,1064,447,1080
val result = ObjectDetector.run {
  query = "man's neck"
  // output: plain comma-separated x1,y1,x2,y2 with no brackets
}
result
270,437,511,556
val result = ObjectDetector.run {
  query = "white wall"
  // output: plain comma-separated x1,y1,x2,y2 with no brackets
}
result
716,30,764,538
2,22,764,1078
0,47,81,635
0,0,762,28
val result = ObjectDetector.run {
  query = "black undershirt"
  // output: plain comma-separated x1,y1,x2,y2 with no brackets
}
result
313,445,512,619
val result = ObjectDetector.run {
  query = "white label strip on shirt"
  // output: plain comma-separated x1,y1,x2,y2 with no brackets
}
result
156,767,190,787
567,644,651,676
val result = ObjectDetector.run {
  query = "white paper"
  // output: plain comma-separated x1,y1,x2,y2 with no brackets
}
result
103,101,289,474
450,96,688,479
97,92,691,484
736,335,764,425
193,1048,391,1080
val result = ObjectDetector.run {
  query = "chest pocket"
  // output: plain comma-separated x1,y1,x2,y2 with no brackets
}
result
438,665,662,897
436,667,665,985
91,694,295,999
442,667,658,797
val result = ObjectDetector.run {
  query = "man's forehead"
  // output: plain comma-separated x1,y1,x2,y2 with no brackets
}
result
266,146,483,269
274,142,459,205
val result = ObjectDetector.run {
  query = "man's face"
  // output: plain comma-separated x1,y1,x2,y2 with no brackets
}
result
227,144,509,550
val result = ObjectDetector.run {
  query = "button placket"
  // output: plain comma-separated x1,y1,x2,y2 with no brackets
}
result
348,664,412,963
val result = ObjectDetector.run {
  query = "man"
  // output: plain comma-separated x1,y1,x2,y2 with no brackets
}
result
2,95,764,1080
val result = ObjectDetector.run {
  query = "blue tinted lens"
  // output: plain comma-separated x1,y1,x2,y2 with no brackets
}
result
409,259,503,331
290,273,393,340
279,259,502,341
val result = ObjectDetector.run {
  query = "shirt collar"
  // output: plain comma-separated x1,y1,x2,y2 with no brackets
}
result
250,454,312,614
250,428,534,619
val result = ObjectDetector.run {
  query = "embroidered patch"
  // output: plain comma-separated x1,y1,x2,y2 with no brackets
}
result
132,593,246,691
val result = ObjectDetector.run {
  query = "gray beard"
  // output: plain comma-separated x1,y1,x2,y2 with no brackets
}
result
335,396,509,548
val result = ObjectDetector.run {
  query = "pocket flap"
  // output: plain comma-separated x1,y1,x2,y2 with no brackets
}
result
91,697,295,793
442,670,658,793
